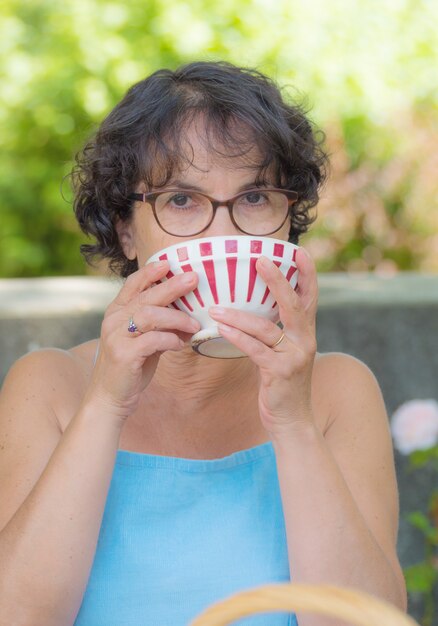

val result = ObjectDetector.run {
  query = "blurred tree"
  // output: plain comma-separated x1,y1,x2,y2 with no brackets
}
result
0,0,437,277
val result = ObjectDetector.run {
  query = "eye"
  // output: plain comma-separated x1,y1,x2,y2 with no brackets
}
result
242,191,268,205
169,193,192,207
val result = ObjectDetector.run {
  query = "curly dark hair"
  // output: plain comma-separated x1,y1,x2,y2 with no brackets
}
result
71,60,329,278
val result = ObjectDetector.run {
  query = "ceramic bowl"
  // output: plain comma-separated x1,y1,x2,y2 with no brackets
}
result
146,235,299,358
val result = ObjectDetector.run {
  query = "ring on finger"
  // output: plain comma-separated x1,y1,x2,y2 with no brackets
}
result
269,331,285,349
128,316,141,334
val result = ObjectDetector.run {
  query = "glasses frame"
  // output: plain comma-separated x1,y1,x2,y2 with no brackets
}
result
128,187,299,237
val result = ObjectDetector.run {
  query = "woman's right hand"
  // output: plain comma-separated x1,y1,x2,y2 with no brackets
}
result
84,260,200,421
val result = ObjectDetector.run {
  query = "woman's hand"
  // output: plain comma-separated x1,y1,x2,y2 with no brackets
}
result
208,247,318,438
85,260,201,421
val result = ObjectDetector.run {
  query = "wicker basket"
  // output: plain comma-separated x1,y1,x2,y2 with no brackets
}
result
189,583,418,626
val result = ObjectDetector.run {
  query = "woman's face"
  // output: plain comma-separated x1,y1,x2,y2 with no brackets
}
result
116,124,291,266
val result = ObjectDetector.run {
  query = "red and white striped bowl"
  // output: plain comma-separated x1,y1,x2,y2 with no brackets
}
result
147,236,299,358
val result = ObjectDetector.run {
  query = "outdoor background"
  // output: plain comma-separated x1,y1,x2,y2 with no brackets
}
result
0,0,438,626
1,2,438,624
1,0,437,279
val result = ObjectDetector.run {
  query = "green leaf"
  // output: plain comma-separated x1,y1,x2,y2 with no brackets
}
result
406,512,438,543
409,448,438,469
404,563,438,593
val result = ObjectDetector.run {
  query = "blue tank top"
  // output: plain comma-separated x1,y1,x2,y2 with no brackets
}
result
74,344,298,626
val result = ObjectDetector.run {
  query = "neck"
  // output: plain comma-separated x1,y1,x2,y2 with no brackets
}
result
132,345,265,456
153,344,257,400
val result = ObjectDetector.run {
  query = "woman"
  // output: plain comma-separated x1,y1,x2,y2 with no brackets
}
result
0,61,407,626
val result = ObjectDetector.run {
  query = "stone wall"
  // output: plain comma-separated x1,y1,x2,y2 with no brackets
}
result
1,272,437,624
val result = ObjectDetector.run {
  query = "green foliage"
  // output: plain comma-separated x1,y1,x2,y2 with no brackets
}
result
1,0,437,277
409,447,438,470
404,563,438,594
402,449,438,626
407,512,438,544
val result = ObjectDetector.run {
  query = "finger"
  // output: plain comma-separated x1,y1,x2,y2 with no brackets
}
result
133,329,187,354
137,270,198,308
128,306,200,336
294,247,319,320
113,260,170,307
255,256,311,332
209,306,282,348
215,323,276,367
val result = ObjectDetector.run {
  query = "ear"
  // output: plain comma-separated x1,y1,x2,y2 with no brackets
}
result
115,218,137,260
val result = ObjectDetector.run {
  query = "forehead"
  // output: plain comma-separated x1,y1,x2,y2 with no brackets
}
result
161,116,271,183
182,120,265,170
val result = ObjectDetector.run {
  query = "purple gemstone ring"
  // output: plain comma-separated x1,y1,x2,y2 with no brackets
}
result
128,316,139,333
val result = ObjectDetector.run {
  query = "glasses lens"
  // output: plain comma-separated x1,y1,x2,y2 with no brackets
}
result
155,191,213,236
153,189,290,236
233,191,289,235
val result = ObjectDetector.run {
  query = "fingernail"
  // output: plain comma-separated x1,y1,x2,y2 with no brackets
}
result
210,306,225,316
258,255,270,267
152,260,167,268
182,272,195,283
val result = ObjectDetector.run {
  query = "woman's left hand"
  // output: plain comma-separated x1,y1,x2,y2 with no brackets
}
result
208,247,318,438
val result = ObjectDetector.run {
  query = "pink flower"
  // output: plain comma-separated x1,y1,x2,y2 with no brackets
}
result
391,399,438,455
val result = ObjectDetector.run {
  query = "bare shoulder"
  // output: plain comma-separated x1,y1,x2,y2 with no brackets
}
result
312,351,383,433
313,349,376,380
0,344,95,532
317,349,383,391
3,346,80,396
1,339,98,429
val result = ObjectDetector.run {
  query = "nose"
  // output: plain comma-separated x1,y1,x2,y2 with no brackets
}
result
203,204,239,237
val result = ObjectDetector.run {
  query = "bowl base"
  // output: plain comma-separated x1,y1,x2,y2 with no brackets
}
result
190,327,247,359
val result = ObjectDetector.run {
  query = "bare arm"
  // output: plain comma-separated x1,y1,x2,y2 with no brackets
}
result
0,261,200,626
272,353,407,626
0,350,124,626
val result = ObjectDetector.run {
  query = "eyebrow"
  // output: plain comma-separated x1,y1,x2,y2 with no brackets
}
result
164,179,270,193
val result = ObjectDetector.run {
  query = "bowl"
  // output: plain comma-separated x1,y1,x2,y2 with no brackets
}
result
146,235,299,359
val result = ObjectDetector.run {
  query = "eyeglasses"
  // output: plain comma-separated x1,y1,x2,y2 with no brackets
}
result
128,187,299,237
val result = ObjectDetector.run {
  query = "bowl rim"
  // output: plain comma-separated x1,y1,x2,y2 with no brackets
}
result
146,235,299,264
